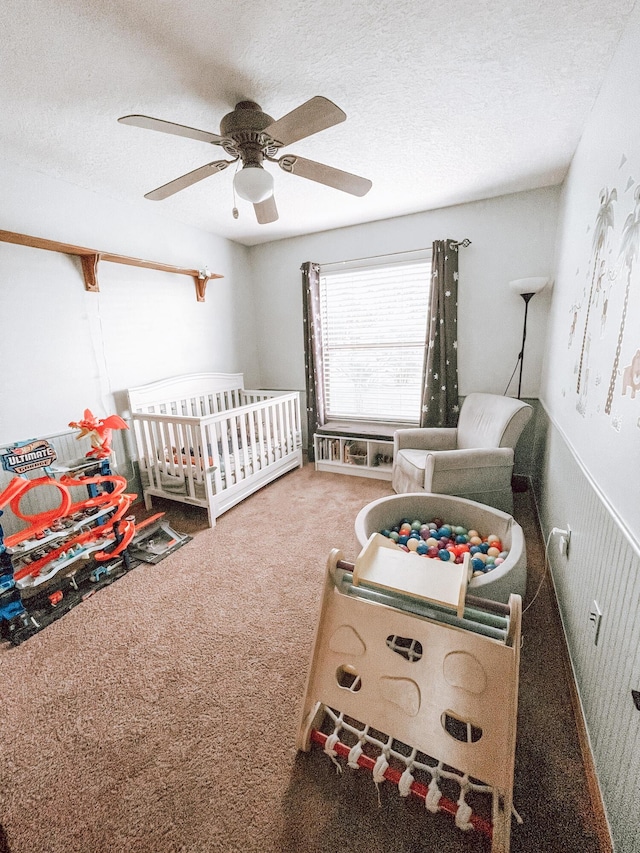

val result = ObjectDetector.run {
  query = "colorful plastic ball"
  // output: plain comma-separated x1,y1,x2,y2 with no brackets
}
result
470,545,481,555
438,549,451,561
416,543,428,555
432,518,443,529
455,534,468,544
472,570,484,578
494,557,504,565
381,529,391,537
487,546,500,558
471,557,486,572
479,542,490,554
485,556,495,566
454,526,467,535
426,537,438,548
487,534,500,544
427,546,440,558
399,544,410,552
388,531,399,542
398,535,409,545
411,520,422,530
499,551,509,560
469,535,482,546
407,538,419,551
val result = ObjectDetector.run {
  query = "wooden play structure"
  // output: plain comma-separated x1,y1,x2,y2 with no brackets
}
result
297,534,522,852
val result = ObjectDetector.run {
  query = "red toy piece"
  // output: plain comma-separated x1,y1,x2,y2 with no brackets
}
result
68,409,128,459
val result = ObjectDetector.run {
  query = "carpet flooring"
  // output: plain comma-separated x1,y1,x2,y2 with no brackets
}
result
0,464,605,852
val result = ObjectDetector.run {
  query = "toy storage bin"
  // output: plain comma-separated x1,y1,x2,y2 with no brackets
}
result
345,441,367,465
354,492,526,603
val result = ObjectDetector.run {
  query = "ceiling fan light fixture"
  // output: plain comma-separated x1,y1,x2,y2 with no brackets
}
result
233,165,274,203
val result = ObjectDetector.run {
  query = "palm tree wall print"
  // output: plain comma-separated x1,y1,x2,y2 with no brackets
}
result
605,185,640,414
576,187,617,394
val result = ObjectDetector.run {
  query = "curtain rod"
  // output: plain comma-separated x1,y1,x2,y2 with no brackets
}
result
318,238,471,267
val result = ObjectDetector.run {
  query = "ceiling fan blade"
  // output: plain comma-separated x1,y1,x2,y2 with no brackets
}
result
254,195,278,224
277,155,372,197
144,160,231,200
118,114,227,146
264,96,346,147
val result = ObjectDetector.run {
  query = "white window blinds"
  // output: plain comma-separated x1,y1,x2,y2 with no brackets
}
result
319,254,431,423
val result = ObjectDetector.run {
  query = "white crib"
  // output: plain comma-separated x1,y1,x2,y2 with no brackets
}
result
127,373,303,527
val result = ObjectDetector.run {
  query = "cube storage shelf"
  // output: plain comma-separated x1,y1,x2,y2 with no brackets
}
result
314,432,394,481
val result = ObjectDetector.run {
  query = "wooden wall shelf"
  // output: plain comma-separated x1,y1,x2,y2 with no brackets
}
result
0,229,222,302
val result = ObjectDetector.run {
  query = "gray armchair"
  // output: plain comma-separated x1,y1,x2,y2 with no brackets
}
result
392,393,533,514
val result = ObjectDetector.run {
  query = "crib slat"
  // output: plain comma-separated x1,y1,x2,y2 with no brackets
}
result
204,421,223,495
238,412,250,478
228,412,241,484
263,404,274,463
283,398,292,455
248,409,259,472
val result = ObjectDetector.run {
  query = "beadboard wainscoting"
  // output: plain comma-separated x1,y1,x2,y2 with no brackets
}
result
532,404,640,853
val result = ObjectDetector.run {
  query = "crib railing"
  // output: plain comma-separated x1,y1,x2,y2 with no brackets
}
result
131,390,302,498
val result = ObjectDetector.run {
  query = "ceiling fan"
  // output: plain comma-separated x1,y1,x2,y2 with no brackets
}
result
118,96,372,224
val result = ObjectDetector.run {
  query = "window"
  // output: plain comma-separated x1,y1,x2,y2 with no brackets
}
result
319,252,431,424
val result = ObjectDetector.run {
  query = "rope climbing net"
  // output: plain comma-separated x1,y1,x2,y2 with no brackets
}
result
312,706,495,840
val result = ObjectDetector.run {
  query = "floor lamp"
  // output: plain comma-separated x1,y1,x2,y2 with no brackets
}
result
509,277,549,399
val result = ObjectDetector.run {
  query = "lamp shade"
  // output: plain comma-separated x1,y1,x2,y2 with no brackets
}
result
509,277,548,296
233,165,274,203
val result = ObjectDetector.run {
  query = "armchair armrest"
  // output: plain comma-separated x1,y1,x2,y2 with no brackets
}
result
394,427,458,454
425,446,514,470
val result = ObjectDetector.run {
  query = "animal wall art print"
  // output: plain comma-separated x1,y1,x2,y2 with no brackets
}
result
570,154,640,431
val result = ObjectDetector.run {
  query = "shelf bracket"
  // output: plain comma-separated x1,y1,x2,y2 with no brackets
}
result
194,270,211,303
80,253,101,292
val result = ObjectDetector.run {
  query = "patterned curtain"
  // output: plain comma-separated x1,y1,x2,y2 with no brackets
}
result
420,240,460,427
301,261,325,460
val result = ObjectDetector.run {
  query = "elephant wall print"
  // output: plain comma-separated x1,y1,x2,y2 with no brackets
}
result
622,349,640,399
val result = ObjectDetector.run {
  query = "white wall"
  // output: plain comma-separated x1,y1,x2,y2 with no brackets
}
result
540,1,640,541
533,8,640,852
0,161,255,445
249,187,560,400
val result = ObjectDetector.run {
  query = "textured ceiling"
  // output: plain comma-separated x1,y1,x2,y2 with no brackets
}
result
1,0,636,246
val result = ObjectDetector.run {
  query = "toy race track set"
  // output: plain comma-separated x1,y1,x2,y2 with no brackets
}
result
0,418,190,646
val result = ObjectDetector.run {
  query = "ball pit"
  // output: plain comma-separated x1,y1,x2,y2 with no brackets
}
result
377,515,510,579
354,493,526,603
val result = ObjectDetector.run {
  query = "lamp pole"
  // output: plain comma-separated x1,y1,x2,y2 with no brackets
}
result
516,292,535,400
